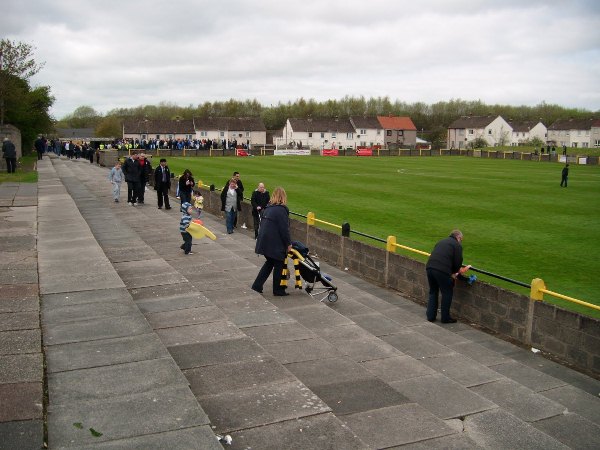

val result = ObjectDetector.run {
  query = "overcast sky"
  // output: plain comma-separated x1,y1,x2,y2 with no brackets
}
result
3,0,599,119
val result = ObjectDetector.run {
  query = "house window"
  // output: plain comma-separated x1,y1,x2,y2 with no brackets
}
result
308,132,312,138
468,129,474,135
220,131,225,137
488,129,492,135
377,129,381,135
168,134,173,139
332,132,337,139
200,131,207,137
141,134,146,140
155,135,160,139
398,130,403,136
320,132,325,138
594,139,600,147
387,130,392,136
360,129,366,134
245,132,250,137
347,132,353,139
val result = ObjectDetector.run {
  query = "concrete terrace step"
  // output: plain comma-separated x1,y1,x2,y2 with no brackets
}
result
1,155,598,449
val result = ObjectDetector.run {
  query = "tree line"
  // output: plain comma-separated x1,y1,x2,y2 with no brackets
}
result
59,98,598,148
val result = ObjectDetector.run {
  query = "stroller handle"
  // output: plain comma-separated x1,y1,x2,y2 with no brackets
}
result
288,248,306,262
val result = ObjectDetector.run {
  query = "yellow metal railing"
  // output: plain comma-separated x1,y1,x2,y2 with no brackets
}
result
304,212,597,312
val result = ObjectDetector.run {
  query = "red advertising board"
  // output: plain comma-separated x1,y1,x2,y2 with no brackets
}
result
322,149,339,156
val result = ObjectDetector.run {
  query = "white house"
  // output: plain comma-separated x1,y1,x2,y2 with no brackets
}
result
349,116,384,147
283,118,357,149
547,118,596,148
193,117,266,146
447,116,513,149
507,120,547,146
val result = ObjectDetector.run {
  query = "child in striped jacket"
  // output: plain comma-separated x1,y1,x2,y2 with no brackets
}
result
179,202,194,255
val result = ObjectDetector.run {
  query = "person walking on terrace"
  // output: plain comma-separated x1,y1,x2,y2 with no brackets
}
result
425,229,470,324
251,187,292,297
122,151,142,206
220,178,242,234
2,137,16,173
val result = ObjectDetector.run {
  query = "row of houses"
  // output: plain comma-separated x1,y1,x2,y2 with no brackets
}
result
448,116,600,149
123,116,419,149
121,115,600,150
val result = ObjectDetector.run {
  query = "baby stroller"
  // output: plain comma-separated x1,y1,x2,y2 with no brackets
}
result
288,241,338,303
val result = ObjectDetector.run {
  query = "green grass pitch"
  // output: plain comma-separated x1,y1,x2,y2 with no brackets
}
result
165,155,600,318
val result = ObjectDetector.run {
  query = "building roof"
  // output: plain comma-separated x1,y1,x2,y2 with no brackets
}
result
547,118,597,131
56,128,96,139
447,116,498,129
123,119,195,134
193,117,266,131
350,116,383,130
377,116,416,131
288,118,355,133
507,120,545,132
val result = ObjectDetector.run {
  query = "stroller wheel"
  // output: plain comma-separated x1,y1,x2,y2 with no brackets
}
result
327,292,338,303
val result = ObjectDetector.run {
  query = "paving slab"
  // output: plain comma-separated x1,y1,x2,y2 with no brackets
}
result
0,420,44,450
41,288,131,308
390,432,481,449
145,305,226,329
185,357,296,397
448,340,510,366
470,378,566,422
262,337,343,364
198,380,330,433
43,315,151,346
0,382,43,421
39,269,125,294
342,403,457,448
42,301,140,325
113,259,186,288
381,330,454,359
311,377,411,416
390,373,497,419
228,308,295,328
242,321,317,344
129,282,204,302
347,312,406,336
282,304,355,330
0,311,39,331
285,356,375,387
532,412,600,450
211,295,277,314
167,337,269,370
0,268,38,284
359,355,437,382
0,353,43,383
49,358,188,403
541,385,600,425
0,329,41,355
72,426,223,450
464,408,568,449
47,385,209,448
45,333,170,373
157,320,246,346
316,324,404,362
229,412,369,450
491,360,567,392
422,353,506,387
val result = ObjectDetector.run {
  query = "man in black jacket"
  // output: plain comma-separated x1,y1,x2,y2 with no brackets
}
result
425,230,469,323
2,137,17,173
250,183,270,239
154,158,172,209
122,151,141,206
137,153,152,204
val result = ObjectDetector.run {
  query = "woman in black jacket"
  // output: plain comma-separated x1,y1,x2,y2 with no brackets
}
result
251,187,292,296
178,169,195,204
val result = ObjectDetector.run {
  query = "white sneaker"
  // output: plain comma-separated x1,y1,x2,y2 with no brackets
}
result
128,202,132,206
132,203,137,207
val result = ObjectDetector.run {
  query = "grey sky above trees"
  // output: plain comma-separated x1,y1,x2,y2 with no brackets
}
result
2,0,599,119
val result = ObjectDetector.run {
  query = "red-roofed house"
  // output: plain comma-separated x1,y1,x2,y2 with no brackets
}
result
377,116,417,148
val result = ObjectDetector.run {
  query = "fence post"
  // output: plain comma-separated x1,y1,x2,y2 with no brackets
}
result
385,236,396,287
525,278,545,346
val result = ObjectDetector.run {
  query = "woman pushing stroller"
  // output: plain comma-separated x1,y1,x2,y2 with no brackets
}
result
251,187,291,296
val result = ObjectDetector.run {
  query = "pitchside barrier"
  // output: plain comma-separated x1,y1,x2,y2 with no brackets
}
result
162,179,598,375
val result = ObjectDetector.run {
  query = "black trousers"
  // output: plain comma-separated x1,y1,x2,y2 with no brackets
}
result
252,212,261,238
156,183,171,208
5,158,16,173
252,256,286,294
426,268,454,322
560,175,568,187
127,181,140,203
181,232,192,254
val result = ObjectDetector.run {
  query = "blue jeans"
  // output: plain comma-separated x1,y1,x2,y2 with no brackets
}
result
226,208,237,233
426,268,455,321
